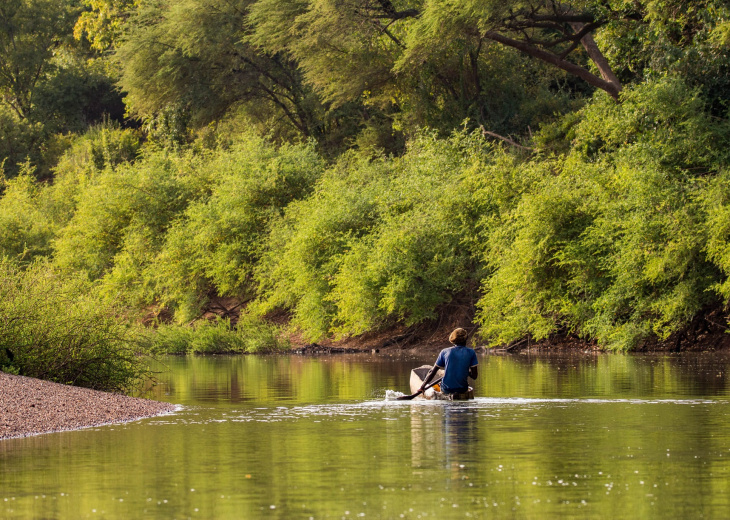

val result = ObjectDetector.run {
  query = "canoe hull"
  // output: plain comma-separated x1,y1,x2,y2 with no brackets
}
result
409,365,474,400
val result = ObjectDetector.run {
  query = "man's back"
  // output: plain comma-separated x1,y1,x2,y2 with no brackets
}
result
436,345,478,394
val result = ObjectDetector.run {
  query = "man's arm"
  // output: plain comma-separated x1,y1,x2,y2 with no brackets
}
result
469,365,478,380
419,365,443,391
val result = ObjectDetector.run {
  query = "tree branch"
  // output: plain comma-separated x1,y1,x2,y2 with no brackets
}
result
569,21,622,91
372,0,419,20
481,127,534,151
483,30,621,100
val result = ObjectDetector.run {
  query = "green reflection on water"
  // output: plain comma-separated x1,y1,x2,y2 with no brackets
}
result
2,352,730,519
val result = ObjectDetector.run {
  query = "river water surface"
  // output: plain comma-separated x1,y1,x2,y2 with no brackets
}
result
2,351,730,519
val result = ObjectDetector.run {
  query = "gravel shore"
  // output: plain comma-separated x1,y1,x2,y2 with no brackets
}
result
0,372,177,440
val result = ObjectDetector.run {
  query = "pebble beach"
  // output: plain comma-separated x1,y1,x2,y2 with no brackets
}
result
0,372,176,440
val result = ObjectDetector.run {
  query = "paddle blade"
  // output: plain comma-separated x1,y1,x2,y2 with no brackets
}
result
396,390,422,401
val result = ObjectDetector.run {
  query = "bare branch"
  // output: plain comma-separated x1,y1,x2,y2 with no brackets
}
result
481,127,534,151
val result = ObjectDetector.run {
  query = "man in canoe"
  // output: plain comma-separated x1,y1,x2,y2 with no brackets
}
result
419,328,478,399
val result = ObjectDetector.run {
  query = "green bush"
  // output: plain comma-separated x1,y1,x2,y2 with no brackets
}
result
0,123,144,264
254,151,392,339
52,149,212,284
476,159,595,345
0,259,145,391
0,165,57,262
255,130,527,340
327,132,501,334
51,132,323,323
703,169,730,302
139,323,194,356
187,319,249,354
476,78,727,350
146,135,324,322
236,313,290,353
0,122,140,264
141,316,288,355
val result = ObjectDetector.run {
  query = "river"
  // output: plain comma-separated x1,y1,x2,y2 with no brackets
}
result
1,351,730,519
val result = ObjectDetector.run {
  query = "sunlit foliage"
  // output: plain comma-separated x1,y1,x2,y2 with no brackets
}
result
255,130,530,339
477,79,729,350
2,0,730,362
0,259,146,391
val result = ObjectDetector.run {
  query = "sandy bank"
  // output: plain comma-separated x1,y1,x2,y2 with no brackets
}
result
0,372,176,440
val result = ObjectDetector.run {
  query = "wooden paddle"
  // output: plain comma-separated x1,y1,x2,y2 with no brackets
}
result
396,377,443,401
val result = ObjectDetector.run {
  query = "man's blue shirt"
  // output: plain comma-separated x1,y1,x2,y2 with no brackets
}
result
435,345,478,394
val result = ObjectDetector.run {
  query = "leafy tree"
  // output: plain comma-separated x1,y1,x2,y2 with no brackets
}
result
116,0,323,141
249,0,730,134
74,0,136,51
0,0,79,118
249,0,582,137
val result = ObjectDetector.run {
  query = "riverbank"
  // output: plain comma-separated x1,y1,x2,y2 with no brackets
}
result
0,373,176,440
289,317,730,355
254,298,730,355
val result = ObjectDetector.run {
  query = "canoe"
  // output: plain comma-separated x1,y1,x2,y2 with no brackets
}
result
409,365,474,401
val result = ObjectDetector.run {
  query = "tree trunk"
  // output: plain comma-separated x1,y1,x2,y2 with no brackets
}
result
569,22,622,97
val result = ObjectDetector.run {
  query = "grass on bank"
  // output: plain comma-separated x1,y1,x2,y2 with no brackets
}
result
139,315,290,356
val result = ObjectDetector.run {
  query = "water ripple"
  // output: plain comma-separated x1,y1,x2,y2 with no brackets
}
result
215,395,723,424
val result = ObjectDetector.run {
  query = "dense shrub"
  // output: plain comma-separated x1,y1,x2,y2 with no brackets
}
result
3,79,729,354
0,123,144,264
52,149,212,282
704,169,730,302
50,132,324,323
145,136,324,322
476,79,728,350
0,166,57,262
0,259,145,391
255,130,531,340
141,316,289,355
255,151,388,339
326,133,522,335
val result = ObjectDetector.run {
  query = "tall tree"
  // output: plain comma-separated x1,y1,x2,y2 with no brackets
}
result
116,0,322,138
74,0,136,52
250,0,624,98
0,0,78,118
248,0,589,135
